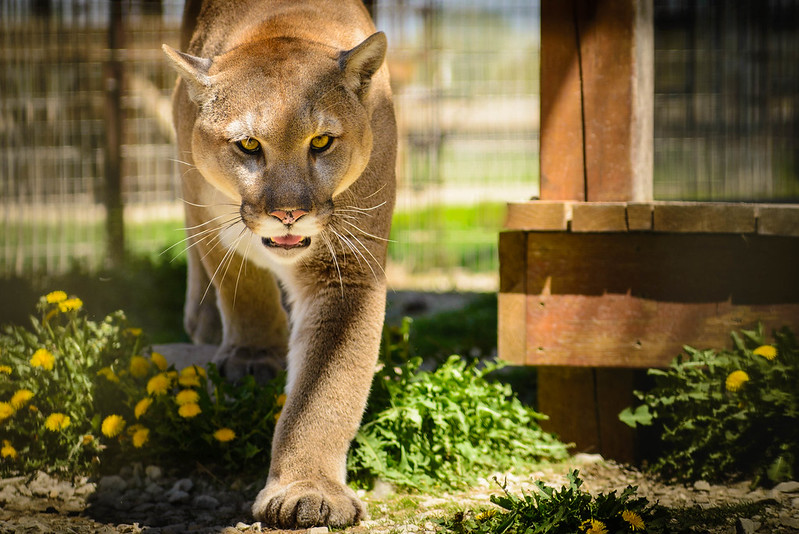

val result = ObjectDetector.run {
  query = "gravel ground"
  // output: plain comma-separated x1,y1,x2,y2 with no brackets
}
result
2,455,798,534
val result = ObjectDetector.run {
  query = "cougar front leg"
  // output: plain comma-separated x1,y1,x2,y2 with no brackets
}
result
251,283,385,529
199,241,290,383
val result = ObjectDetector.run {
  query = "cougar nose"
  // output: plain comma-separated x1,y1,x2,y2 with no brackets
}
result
269,209,308,225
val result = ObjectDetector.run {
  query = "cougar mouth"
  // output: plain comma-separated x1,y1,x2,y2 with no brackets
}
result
262,235,311,250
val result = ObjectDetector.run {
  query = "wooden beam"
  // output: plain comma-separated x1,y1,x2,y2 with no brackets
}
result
540,0,653,202
505,201,571,231
523,232,799,367
498,232,528,365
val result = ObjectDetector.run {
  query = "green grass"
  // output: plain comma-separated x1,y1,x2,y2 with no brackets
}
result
388,202,506,273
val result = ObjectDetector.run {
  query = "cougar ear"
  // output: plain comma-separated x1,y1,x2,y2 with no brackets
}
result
162,44,213,105
339,32,387,98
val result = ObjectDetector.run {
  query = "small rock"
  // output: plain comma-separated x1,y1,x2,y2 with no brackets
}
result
145,465,163,481
573,453,604,464
307,528,329,534
735,518,757,534
74,481,96,496
167,489,190,504
694,480,711,492
192,494,220,509
145,482,163,495
27,471,55,497
235,522,250,530
98,475,128,493
773,481,799,494
780,516,799,529
171,478,194,493
371,479,395,499
791,497,799,509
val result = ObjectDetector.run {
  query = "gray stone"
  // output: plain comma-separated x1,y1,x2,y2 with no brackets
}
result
166,489,190,504
145,465,163,481
192,494,220,509
170,478,194,493
693,480,711,492
307,528,329,534
780,516,799,529
735,518,758,534
98,475,128,494
773,481,799,493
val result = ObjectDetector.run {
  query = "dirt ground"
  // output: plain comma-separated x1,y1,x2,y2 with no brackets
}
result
2,455,798,534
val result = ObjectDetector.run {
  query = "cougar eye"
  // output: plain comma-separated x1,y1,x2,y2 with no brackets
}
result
309,134,333,153
237,137,261,154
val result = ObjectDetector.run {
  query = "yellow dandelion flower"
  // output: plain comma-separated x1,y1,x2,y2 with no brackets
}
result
97,367,120,383
0,402,14,421
753,345,777,361
581,519,608,534
474,509,497,521
129,356,150,379
622,510,646,531
175,389,200,406
726,370,750,392
82,435,94,446
58,297,83,313
44,413,71,432
0,365,12,374
1,440,16,459
10,389,34,409
146,373,171,396
132,427,150,448
178,374,200,388
101,415,126,437
30,348,55,371
213,427,236,442
45,290,67,304
180,365,206,378
28,405,38,413
150,352,168,371
178,402,201,418
134,397,153,419
276,393,287,407
125,327,143,337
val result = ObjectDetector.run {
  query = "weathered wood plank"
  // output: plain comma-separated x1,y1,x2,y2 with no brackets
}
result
504,201,571,231
653,202,757,233
540,0,586,201
626,202,653,231
580,0,653,202
498,232,527,365
757,205,799,237
571,202,627,232
520,232,799,367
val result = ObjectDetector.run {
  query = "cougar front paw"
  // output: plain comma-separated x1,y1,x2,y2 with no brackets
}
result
212,345,285,384
252,479,365,529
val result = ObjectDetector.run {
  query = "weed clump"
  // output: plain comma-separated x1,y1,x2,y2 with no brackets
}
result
620,325,799,485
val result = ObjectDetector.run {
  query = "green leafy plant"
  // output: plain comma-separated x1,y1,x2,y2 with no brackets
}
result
0,291,283,477
440,469,668,534
348,318,568,491
0,292,139,474
619,325,799,485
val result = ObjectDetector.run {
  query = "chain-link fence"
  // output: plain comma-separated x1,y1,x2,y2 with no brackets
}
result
2,0,797,288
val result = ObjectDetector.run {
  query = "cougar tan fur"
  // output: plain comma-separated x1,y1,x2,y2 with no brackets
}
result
163,0,396,528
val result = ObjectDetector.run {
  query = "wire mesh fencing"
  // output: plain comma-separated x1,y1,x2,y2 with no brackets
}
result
2,1,797,289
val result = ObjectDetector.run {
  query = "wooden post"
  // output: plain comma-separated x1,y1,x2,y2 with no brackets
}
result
104,0,125,269
540,0,653,202
536,0,653,461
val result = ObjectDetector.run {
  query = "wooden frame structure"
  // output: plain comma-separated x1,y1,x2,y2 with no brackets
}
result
498,0,799,461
